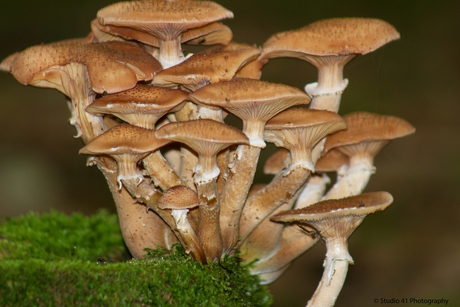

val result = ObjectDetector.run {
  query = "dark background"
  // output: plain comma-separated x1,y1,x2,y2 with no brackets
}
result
1,0,459,306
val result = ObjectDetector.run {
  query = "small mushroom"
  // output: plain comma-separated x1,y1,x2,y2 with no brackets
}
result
158,186,206,263
156,119,249,262
323,112,415,199
271,192,393,307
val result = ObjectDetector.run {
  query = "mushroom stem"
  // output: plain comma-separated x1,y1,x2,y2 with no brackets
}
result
306,55,354,112
171,209,207,264
143,151,182,191
158,38,185,69
306,237,353,307
93,157,175,259
295,174,330,209
239,166,311,244
196,177,223,262
219,145,261,253
248,225,319,275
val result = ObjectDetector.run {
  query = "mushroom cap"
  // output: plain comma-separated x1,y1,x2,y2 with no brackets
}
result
152,43,261,90
155,119,249,157
189,78,311,120
323,112,416,153
6,40,162,94
181,22,233,46
261,18,400,60
97,0,234,41
157,185,199,210
315,149,349,173
264,108,347,149
79,124,171,157
86,84,188,128
271,191,393,224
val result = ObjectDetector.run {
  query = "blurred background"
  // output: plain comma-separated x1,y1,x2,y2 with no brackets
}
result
1,0,459,306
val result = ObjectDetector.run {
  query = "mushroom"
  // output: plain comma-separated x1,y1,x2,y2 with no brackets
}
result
156,119,249,262
78,124,192,258
322,112,415,199
157,185,206,263
239,108,347,245
189,78,310,252
260,18,400,112
97,0,234,68
270,191,393,307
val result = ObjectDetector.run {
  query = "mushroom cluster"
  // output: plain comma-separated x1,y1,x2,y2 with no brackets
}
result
1,1,415,306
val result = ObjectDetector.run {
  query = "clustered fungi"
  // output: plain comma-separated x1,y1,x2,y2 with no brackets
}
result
1,1,415,306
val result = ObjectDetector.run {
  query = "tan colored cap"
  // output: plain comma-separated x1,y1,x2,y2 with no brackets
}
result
156,119,249,158
97,0,234,41
6,40,162,94
264,108,347,171
261,18,400,60
79,124,171,158
86,84,188,129
152,43,261,90
189,78,311,148
270,191,393,238
324,112,416,153
157,185,199,210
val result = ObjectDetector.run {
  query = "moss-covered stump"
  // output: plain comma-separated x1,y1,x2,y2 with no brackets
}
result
0,211,272,306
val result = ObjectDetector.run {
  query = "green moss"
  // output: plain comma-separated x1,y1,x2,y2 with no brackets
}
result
0,211,272,306
0,210,129,262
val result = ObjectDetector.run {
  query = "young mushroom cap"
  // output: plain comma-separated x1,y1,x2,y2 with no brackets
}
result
189,78,311,148
152,43,261,91
264,108,347,171
86,84,188,129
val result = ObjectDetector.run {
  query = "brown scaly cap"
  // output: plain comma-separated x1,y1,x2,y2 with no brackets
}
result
271,191,393,225
323,112,416,153
86,84,188,129
189,78,311,148
152,43,261,90
261,18,400,60
97,0,234,41
156,119,249,157
79,124,171,157
157,185,199,210
6,40,162,94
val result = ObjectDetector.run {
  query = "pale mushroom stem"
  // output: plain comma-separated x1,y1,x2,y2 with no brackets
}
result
175,102,199,192
171,209,207,264
60,63,107,143
295,174,330,209
239,166,311,244
143,151,183,191
219,145,261,253
307,55,355,113
92,157,175,259
306,237,353,307
158,38,185,69
248,225,318,275
196,177,222,262
323,143,385,200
